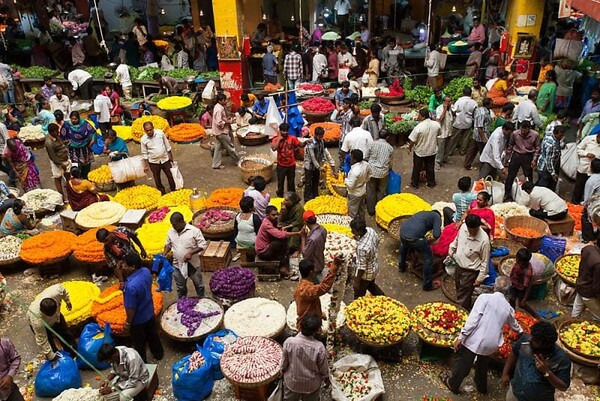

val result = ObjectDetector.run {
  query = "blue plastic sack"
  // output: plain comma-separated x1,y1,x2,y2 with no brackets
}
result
92,133,105,155
342,153,351,174
172,345,214,401
203,329,238,380
152,254,174,292
35,351,82,397
540,235,566,262
76,322,114,370
482,259,498,286
386,170,402,195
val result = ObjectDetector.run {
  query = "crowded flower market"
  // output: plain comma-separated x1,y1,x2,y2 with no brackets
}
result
2,0,600,400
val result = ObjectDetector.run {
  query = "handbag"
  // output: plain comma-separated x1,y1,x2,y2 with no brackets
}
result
170,161,184,189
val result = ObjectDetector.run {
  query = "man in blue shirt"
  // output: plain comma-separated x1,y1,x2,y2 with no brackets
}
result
250,94,270,124
120,252,163,362
262,45,278,84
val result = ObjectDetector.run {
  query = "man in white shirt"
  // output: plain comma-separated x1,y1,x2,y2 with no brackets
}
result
66,69,93,100
94,92,112,135
440,276,522,395
435,95,453,169
341,117,373,162
164,212,207,299
334,0,351,36
176,44,189,69
479,122,515,179
425,44,443,88
140,122,176,194
49,87,71,116
98,344,149,401
337,44,357,69
573,132,600,204
522,181,568,221
584,159,600,203
345,149,371,219
115,63,132,99
448,87,478,156
409,108,440,188
513,90,542,129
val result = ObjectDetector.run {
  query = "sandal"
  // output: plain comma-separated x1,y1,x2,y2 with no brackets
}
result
424,279,442,291
212,165,225,170
439,372,457,394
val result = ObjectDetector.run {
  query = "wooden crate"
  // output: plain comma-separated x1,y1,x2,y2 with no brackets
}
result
544,215,575,237
59,209,81,234
255,260,281,282
119,209,147,231
200,241,232,272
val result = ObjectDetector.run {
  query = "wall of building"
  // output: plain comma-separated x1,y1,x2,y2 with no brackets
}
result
98,0,189,32
505,0,545,47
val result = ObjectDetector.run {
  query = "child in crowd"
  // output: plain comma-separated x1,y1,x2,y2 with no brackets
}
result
200,104,214,129
509,248,541,319
443,176,477,225
235,107,252,129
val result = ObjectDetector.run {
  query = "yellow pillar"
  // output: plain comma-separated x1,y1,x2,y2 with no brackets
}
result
505,0,546,49
212,0,242,40
191,0,200,32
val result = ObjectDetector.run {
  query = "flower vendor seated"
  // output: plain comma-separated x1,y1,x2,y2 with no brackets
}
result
0,179,18,214
96,227,148,278
250,93,269,124
97,343,150,401
102,85,123,118
0,199,38,236
200,104,213,129
0,337,24,401
30,99,56,134
26,283,75,361
104,129,129,161
235,107,252,129
244,175,270,219
4,139,41,193
256,205,302,278
468,191,495,237
280,191,305,256
234,196,262,251
4,104,23,131
294,257,340,328
487,70,513,107
522,181,568,221
66,166,110,211
240,92,257,109
509,248,541,320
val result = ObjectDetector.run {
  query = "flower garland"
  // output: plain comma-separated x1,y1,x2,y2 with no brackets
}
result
131,115,169,142
91,284,163,334
345,296,411,345
157,188,193,208
136,222,171,255
555,254,580,285
59,281,101,326
321,223,353,238
205,188,244,209
111,125,132,141
323,164,345,198
309,122,341,142
73,226,116,263
146,206,193,224
113,185,161,210
0,235,22,261
88,165,113,183
411,302,468,347
166,123,206,143
157,96,192,111
75,201,126,229
324,232,356,265
20,230,77,264
375,193,431,229
305,195,348,215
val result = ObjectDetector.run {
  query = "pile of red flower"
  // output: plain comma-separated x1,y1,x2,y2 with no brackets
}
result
302,97,335,114
496,311,537,359
378,79,405,98
297,83,324,93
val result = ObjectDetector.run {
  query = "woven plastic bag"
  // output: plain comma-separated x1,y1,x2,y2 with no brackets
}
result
76,322,115,370
331,354,385,401
34,352,82,397
203,329,238,380
172,345,214,401
151,254,173,292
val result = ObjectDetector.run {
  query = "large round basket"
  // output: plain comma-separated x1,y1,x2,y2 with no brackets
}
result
413,304,469,348
0,255,21,268
349,328,408,348
498,253,555,285
387,215,411,242
236,127,269,146
375,90,405,105
491,238,525,268
557,318,600,365
505,216,549,251
92,180,116,192
23,138,46,149
160,297,224,342
304,110,333,123
221,337,283,389
554,254,580,286
238,154,274,184
192,206,238,240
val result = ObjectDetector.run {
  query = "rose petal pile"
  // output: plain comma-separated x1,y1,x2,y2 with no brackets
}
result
220,336,283,384
111,125,132,141
73,226,116,263
91,284,163,334
555,254,581,286
157,188,194,208
136,222,171,255
346,296,411,345
560,321,600,358
375,193,431,229
166,123,206,143
309,122,341,141
157,96,192,111
205,188,244,209
146,205,193,224
496,311,537,359
305,195,348,215
411,302,468,347
131,115,170,142
88,165,113,183
209,267,256,300
20,230,76,264
297,83,324,93
0,235,22,261
59,281,101,326
302,97,335,114
196,208,235,230
75,201,126,228
114,185,161,210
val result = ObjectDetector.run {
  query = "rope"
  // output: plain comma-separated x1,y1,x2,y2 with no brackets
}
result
91,0,110,56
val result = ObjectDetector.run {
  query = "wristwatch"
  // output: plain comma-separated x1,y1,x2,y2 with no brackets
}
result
543,372,550,377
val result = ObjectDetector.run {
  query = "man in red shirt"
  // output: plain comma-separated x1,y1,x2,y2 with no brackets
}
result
271,122,306,197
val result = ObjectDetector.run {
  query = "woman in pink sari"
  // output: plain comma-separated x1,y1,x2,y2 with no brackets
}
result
468,191,495,238
4,139,40,192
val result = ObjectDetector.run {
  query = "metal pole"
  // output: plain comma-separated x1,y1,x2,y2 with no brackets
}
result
299,0,303,51
426,0,432,45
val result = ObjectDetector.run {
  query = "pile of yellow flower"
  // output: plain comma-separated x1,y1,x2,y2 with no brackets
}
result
136,222,171,255
111,125,132,141
157,188,193,208
305,195,348,215
59,281,101,326
560,321,600,358
345,296,411,345
75,201,126,229
324,164,345,198
131,115,170,142
555,254,580,286
375,193,431,230
157,96,192,111
321,223,353,238
114,185,161,210
411,302,468,347
73,226,115,263
269,197,284,211
88,165,113,183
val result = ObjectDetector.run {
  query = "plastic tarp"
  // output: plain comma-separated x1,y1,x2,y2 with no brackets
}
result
331,354,385,401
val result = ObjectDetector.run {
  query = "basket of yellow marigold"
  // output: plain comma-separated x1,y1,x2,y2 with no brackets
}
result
113,185,161,210
20,230,77,266
131,115,170,142
58,281,101,327
88,165,115,192
157,96,193,112
375,193,431,230
73,226,116,275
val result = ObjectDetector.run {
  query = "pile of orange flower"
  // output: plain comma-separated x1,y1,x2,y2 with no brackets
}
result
205,188,244,209
309,122,341,142
567,202,583,231
496,311,538,359
264,83,282,91
91,284,163,334
73,226,116,263
20,230,77,264
510,227,541,238
166,123,206,143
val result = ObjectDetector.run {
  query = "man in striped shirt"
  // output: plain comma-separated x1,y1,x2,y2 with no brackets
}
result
283,45,303,89
351,217,384,298
366,131,393,216
536,125,565,191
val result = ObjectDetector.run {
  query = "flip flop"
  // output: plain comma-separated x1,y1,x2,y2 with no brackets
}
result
212,165,225,169
439,372,457,394
424,279,442,291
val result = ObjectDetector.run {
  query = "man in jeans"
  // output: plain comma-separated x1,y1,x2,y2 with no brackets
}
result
366,131,393,216
271,122,306,197
164,212,207,299
141,121,176,194
212,93,239,169
351,217,384,298
504,120,540,201
303,126,334,202
536,125,565,191
464,97,492,170
283,44,303,89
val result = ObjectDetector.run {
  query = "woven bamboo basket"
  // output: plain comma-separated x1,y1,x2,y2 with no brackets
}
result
304,110,333,123
193,206,238,239
505,216,550,251
387,215,411,241
375,90,405,104
412,304,469,349
236,127,269,146
92,180,116,192
349,327,409,348
160,297,224,342
238,154,274,184
491,238,525,268
0,255,21,267
222,337,283,388
557,318,600,364
23,138,46,149
554,254,580,286
499,253,555,285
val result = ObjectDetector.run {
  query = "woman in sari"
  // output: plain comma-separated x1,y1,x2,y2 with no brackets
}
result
3,139,40,192
102,85,123,117
60,111,96,178
0,199,38,235
487,70,512,107
468,191,495,237
66,166,109,211
536,70,557,116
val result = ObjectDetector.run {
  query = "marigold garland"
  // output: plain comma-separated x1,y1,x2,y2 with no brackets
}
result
305,195,348,215
345,296,411,345
88,165,113,183
131,115,170,142
59,281,101,326
156,96,192,111
375,193,431,229
324,164,345,198
136,222,171,255
113,185,161,210
20,230,77,264
91,284,163,334
309,122,341,142
166,123,206,143
205,188,244,209
321,223,353,238
157,188,194,208
73,226,116,263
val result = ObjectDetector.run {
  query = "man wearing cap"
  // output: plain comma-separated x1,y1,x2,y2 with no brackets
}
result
300,211,328,282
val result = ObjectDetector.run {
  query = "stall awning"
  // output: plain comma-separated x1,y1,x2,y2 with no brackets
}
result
572,0,600,21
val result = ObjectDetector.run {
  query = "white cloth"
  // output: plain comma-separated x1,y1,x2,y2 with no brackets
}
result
513,99,542,128
50,160,72,179
111,346,149,392
49,95,71,115
116,64,132,88
341,127,373,157
67,69,92,90
312,53,328,82
345,161,371,197
140,129,171,164
166,224,207,278
436,104,453,139
576,134,600,175
334,0,351,15
425,50,442,77
94,94,112,123
452,96,478,129
408,119,440,157
528,186,568,216
458,292,522,356
480,127,507,169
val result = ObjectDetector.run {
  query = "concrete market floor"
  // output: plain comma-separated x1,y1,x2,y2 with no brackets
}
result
0,126,597,401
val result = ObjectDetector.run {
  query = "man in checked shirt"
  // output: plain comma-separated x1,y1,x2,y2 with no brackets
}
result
350,217,384,299
536,125,565,191
283,44,303,89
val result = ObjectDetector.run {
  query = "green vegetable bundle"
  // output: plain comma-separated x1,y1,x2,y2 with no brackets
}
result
128,67,140,80
18,66,57,79
359,100,373,110
84,66,111,79
445,77,473,101
198,71,220,80
136,67,162,81
166,69,197,79
405,85,433,105
389,119,418,135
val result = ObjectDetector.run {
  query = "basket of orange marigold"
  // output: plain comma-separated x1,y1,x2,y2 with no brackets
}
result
20,230,77,265
204,187,244,209
309,122,341,147
73,226,116,275
92,284,163,335
166,123,206,144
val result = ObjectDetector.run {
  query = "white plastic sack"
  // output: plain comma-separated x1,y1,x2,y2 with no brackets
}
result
108,155,146,184
202,80,216,101
554,276,576,306
264,96,283,138
331,354,385,401
170,162,184,189
561,142,578,180
474,176,505,205
553,38,584,61
511,178,530,206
